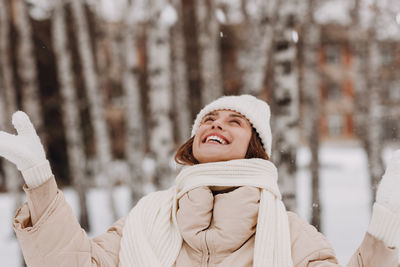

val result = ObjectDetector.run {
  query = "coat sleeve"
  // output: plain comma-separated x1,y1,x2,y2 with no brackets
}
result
288,212,399,267
345,233,399,267
13,177,126,267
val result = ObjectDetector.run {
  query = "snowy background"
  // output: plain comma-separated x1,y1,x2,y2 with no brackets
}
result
0,0,399,265
1,142,399,266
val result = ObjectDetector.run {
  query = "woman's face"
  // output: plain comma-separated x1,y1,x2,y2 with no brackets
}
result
193,110,252,164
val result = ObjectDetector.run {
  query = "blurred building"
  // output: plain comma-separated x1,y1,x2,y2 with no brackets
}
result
317,24,400,143
379,40,400,143
318,24,357,141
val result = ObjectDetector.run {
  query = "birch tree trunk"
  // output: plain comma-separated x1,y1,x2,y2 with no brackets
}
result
147,0,175,189
94,20,108,110
105,24,122,87
51,0,90,230
195,0,223,105
0,83,12,190
121,2,146,205
0,0,20,173
237,0,279,95
0,87,19,194
171,0,191,144
0,0,24,218
269,0,300,212
0,0,16,117
350,0,369,152
14,0,45,138
95,19,122,103
365,1,384,203
70,0,118,220
301,0,322,230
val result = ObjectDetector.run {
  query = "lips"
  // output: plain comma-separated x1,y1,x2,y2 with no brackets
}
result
202,133,230,145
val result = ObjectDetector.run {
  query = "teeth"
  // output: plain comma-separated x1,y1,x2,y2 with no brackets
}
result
205,135,226,144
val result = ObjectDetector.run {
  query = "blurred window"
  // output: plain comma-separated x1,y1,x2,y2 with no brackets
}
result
387,82,400,100
327,82,341,99
326,45,341,64
381,47,393,66
383,118,399,141
327,114,343,137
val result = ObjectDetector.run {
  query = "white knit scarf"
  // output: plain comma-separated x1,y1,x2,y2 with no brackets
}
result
119,159,293,267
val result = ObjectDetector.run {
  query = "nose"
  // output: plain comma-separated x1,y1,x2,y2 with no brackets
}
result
211,118,223,130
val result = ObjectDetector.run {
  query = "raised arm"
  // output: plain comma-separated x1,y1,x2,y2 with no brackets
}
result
0,111,56,224
1,111,124,266
288,151,400,267
342,150,400,267
0,111,53,189
354,150,400,266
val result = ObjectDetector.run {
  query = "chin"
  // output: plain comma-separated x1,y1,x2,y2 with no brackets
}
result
195,155,237,164
193,146,245,163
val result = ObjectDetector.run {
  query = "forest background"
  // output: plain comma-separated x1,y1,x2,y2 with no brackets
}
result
0,0,399,265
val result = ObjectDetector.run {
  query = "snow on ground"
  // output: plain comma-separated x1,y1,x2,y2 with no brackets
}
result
0,143,398,266
297,142,372,264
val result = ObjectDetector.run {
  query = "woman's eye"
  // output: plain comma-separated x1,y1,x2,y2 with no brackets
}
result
231,120,240,125
204,117,214,122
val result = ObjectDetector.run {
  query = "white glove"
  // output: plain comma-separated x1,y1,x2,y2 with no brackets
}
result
0,111,52,188
368,150,400,248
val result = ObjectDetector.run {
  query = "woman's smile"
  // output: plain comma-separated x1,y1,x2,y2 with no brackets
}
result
202,133,230,145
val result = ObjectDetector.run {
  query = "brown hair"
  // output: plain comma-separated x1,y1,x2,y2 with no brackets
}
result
174,128,269,165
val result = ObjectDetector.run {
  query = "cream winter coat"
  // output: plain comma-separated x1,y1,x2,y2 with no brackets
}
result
14,177,399,267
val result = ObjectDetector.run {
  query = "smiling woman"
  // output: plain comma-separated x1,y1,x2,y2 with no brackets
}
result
1,95,400,267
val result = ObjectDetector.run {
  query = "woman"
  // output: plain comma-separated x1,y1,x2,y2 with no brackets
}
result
0,94,399,266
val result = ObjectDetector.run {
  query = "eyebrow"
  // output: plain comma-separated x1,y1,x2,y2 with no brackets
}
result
205,111,218,117
229,113,246,119
204,111,246,120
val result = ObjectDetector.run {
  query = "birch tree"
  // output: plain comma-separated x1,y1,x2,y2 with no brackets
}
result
237,0,279,95
364,0,384,202
95,19,122,105
51,0,90,230
147,0,175,189
350,0,369,150
0,0,24,213
70,0,118,220
195,0,223,105
14,0,45,138
0,0,16,117
0,82,12,192
171,0,191,144
301,0,322,230
269,0,300,212
104,24,122,88
94,21,109,110
121,0,146,204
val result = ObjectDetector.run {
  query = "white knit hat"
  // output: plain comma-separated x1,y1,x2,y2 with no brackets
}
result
191,94,272,157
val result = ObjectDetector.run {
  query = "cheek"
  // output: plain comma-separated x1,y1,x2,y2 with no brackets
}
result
237,130,252,151
192,133,202,156
193,130,203,146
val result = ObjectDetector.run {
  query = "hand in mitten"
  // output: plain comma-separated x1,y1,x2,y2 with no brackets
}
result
0,111,52,188
368,150,400,248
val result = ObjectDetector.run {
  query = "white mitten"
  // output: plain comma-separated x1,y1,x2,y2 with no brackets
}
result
368,150,400,248
0,111,52,188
